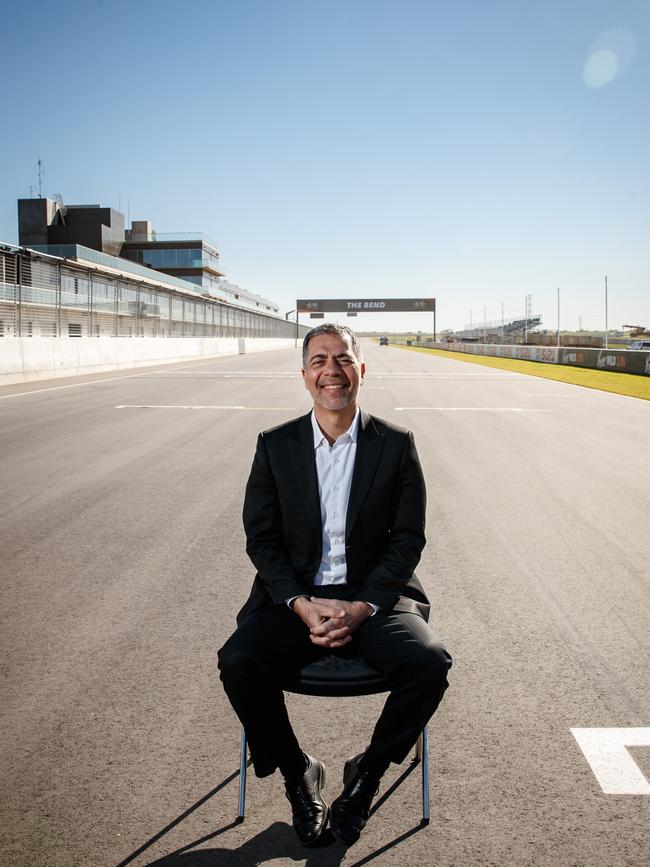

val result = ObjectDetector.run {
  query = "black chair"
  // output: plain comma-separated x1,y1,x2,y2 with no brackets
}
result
237,654,430,824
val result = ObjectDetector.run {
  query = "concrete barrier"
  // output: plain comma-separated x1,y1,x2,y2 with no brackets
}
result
397,341,650,376
0,336,298,386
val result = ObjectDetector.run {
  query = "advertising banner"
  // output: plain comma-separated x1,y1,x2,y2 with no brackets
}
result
597,350,650,375
297,298,435,313
562,348,600,369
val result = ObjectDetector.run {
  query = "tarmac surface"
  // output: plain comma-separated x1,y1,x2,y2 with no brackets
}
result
1,341,648,867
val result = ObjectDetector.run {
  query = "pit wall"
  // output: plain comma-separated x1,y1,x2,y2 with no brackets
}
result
0,336,297,386
397,341,650,377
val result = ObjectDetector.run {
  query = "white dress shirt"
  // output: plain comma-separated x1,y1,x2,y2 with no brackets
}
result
286,410,377,614
311,408,359,586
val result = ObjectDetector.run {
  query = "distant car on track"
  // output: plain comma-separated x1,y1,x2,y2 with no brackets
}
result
379,336,389,346
629,340,650,350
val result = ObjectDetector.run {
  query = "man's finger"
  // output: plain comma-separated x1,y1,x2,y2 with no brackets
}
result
310,617,345,636
309,633,352,648
327,636,352,648
322,626,350,641
310,597,346,616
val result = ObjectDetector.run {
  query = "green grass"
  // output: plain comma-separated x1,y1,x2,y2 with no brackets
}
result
394,344,650,401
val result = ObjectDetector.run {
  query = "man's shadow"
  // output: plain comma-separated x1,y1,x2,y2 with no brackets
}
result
117,761,425,867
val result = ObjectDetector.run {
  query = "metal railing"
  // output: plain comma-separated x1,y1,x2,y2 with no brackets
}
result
0,246,307,341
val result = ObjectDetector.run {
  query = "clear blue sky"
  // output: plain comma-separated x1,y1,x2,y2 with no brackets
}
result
1,0,648,333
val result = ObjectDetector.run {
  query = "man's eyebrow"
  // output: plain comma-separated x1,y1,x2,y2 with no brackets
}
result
309,351,355,362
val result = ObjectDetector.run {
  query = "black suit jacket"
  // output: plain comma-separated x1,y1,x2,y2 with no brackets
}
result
237,409,430,624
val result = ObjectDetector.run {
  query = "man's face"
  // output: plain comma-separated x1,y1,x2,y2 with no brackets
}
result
302,333,365,412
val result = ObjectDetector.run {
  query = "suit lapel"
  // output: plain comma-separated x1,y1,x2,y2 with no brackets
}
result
288,412,321,535
346,411,385,540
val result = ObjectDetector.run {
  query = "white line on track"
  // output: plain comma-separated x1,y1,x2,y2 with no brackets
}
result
571,728,650,794
155,372,300,378
115,405,296,410
373,373,520,379
394,407,552,412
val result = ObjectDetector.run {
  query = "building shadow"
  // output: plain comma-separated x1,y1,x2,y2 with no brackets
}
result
117,760,427,867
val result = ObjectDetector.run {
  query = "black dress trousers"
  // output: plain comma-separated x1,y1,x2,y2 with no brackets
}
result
218,588,451,778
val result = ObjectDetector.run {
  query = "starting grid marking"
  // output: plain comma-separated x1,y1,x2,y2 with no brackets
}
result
115,405,295,411
571,728,650,795
114,404,552,414
114,405,553,414
394,407,552,413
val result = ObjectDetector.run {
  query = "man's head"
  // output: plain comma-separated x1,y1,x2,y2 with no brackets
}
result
301,323,365,415
301,323,362,368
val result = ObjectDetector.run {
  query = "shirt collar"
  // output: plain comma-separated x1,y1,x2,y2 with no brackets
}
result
311,408,360,449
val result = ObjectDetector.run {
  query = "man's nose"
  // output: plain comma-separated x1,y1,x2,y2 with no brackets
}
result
323,357,343,374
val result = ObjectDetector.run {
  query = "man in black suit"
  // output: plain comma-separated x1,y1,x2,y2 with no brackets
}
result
218,323,451,847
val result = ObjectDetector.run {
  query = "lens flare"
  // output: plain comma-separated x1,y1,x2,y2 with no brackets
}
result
583,49,619,87
582,27,636,88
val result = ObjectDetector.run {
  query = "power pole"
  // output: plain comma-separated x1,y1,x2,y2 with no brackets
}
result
605,275,608,350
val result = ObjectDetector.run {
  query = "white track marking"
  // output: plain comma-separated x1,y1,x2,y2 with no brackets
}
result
115,405,295,410
394,407,552,412
374,373,519,379
571,728,650,794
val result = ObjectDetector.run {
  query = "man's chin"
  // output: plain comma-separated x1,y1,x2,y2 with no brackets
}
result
317,395,351,411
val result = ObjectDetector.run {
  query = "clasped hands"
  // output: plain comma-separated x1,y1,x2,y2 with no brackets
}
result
293,596,372,648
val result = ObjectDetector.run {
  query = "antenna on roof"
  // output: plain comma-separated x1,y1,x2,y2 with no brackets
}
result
37,159,44,198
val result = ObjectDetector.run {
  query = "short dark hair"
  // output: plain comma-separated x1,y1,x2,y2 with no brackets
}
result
302,323,363,368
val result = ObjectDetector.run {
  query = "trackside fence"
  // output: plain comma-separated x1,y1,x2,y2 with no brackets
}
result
0,247,305,341
393,340,650,377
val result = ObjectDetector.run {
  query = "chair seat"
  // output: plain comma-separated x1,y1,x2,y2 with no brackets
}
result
281,654,388,697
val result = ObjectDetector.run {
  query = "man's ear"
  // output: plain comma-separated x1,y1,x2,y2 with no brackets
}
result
360,362,366,382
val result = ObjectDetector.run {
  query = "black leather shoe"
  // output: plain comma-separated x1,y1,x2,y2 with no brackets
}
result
284,755,329,847
331,758,380,846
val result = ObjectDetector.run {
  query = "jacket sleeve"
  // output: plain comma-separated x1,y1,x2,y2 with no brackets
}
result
353,431,426,611
242,433,307,605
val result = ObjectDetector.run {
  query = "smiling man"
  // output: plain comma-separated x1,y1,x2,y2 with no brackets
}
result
218,323,451,847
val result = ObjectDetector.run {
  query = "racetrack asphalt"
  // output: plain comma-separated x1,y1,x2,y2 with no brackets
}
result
1,341,648,866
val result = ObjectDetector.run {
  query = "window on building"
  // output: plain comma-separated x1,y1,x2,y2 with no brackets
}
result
142,250,163,268
68,323,82,337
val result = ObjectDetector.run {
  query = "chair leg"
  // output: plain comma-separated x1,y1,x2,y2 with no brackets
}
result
237,727,247,822
421,726,430,825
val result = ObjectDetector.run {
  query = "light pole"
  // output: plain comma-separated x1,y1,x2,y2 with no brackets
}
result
524,296,528,345
285,309,299,345
605,275,608,350
557,287,560,348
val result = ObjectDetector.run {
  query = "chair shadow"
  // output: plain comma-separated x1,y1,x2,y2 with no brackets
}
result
116,759,427,867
